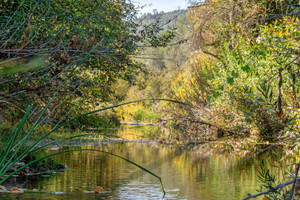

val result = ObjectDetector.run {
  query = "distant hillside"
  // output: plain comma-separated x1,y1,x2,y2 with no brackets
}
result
136,8,195,72
138,10,187,30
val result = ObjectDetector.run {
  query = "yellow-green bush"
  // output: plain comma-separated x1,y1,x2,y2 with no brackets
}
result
170,16,300,140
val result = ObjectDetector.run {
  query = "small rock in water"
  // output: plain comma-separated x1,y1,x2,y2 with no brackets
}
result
10,190,24,193
57,168,67,172
94,186,104,193
49,145,60,150
41,175,51,178
53,191,65,194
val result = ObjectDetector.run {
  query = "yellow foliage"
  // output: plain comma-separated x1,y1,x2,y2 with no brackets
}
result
171,51,216,101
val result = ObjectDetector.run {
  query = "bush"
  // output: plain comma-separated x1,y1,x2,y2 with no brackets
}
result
70,113,120,129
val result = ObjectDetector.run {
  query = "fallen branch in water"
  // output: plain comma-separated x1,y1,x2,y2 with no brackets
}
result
244,177,300,200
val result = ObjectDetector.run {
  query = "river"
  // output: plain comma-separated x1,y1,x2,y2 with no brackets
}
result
0,125,293,199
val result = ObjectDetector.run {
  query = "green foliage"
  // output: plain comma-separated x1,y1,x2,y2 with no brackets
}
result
167,0,300,141
0,0,141,128
258,159,277,191
0,0,183,129
71,113,120,129
0,2,188,191
256,159,290,200
133,107,159,122
140,19,176,47
117,101,160,123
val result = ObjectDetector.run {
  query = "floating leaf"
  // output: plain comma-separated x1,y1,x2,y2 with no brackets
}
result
94,186,104,193
11,187,22,191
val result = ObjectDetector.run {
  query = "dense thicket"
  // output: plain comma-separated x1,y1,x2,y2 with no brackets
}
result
169,0,300,141
1,0,299,140
113,1,300,142
0,0,139,128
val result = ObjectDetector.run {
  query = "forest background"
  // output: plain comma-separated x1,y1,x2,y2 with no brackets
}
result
1,0,299,141
115,0,300,144
0,0,300,198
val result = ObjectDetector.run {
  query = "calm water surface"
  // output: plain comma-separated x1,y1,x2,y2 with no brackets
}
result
0,127,291,200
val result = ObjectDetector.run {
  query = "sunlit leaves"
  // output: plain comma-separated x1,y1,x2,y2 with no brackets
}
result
226,77,234,85
241,65,250,73
170,6,300,140
213,91,221,98
0,0,141,127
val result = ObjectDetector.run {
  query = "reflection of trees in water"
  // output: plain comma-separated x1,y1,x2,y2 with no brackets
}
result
115,125,167,140
11,143,296,200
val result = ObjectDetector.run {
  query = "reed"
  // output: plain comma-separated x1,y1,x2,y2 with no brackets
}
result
0,98,187,195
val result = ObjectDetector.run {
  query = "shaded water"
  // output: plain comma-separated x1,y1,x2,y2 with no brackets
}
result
0,127,293,200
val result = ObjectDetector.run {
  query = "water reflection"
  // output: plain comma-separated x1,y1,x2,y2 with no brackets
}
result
0,139,293,199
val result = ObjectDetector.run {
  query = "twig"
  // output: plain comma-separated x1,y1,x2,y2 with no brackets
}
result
258,12,300,21
244,177,300,200
268,55,300,82
234,136,292,168
287,161,300,200
278,67,283,114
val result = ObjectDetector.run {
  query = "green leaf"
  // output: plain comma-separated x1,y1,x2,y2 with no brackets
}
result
241,65,250,72
245,117,252,123
0,56,46,75
213,91,220,98
207,96,212,101
236,125,243,130
75,91,83,97
227,77,234,85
